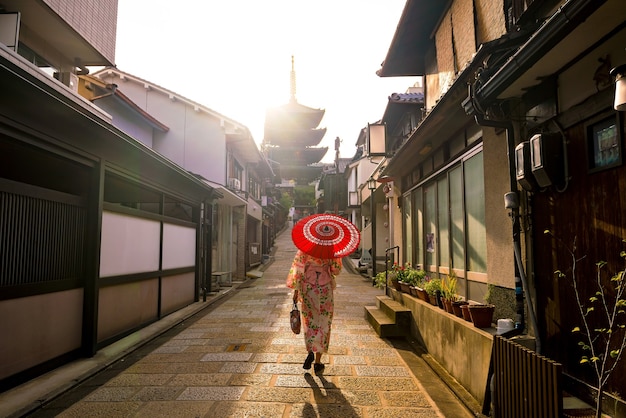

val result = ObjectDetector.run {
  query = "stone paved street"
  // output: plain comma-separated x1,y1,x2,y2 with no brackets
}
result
22,226,474,418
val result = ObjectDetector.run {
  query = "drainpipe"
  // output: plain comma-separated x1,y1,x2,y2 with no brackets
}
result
473,114,541,354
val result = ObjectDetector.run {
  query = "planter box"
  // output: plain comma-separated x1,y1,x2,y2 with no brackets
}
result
399,281,412,294
415,287,430,302
387,287,494,406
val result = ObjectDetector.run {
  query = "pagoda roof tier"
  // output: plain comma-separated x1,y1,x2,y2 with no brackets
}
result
265,101,325,130
276,165,324,184
266,146,328,165
263,127,327,147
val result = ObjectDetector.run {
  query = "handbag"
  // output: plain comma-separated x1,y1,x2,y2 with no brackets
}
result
290,302,301,334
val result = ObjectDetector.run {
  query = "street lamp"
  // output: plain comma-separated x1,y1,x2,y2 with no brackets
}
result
367,177,377,279
610,64,626,111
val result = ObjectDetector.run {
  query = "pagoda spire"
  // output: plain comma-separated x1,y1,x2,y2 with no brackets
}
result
290,55,297,103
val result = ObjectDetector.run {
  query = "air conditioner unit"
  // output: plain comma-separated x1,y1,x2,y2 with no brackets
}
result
228,178,241,190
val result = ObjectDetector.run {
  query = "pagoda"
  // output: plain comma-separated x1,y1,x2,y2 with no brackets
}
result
262,57,328,184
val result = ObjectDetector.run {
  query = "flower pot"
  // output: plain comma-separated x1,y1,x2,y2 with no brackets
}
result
435,290,444,309
468,304,495,328
400,281,412,294
415,287,429,302
443,298,454,314
460,304,472,321
391,279,401,291
428,294,438,306
452,301,468,318
409,286,419,297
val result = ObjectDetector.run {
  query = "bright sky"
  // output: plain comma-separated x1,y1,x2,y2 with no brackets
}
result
114,0,417,162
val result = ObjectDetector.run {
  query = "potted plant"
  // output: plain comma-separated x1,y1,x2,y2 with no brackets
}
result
441,272,459,313
373,271,388,289
468,304,495,328
423,277,441,306
406,268,428,300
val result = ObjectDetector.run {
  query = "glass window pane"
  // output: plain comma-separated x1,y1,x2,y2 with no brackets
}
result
450,166,465,270
465,152,486,273
413,189,423,267
403,194,412,265
437,178,449,267
424,184,437,268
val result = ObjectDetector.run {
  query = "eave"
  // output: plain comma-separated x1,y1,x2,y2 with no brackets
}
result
474,0,621,107
377,0,449,77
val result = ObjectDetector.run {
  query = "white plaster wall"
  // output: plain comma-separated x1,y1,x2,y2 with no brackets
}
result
104,74,227,183
162,223,196,270
100,211,160,277
95,97,154,147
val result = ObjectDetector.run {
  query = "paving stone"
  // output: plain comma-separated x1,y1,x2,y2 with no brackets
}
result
245,386,312,403
56,401,143,417
140,352,205,363
368,356,406,366
381,391,433,408
105,373,175,387
163,362,222,374
332,355,367,365
205,401,286,418
177,386,245,401
249,325,281,332
129,386,184,401
228,373,272,386
82,386,140,402
167,373,232,386
134,400,214,418
290,402,365,418
200,352,254,362
355,366,411,377
365,406,440,418
337,377,419,391
220,362,258,373
259,363,307,375
151,345,188,354
124,363,170,374
350,347,399,357
251,353,280,363
162,338,210,346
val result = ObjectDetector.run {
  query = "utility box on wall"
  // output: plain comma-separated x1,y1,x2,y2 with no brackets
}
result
530,133,565,189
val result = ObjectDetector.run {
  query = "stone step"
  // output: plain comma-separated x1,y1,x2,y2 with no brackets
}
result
376,295,412,328
364,306,407,338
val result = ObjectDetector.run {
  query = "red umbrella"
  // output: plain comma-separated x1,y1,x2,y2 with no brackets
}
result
292,214,361,259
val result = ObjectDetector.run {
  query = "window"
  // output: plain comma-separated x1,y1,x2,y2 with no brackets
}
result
403,194,413,265
465,152,486,273
409,149,486,285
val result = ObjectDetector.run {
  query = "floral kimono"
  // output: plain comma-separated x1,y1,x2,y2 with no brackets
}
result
286,250,342,353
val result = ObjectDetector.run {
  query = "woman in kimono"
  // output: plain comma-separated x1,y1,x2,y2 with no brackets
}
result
286,249,342,373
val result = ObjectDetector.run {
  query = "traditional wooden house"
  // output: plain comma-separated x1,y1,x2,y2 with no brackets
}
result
373,0,626,415
0,0,218,396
